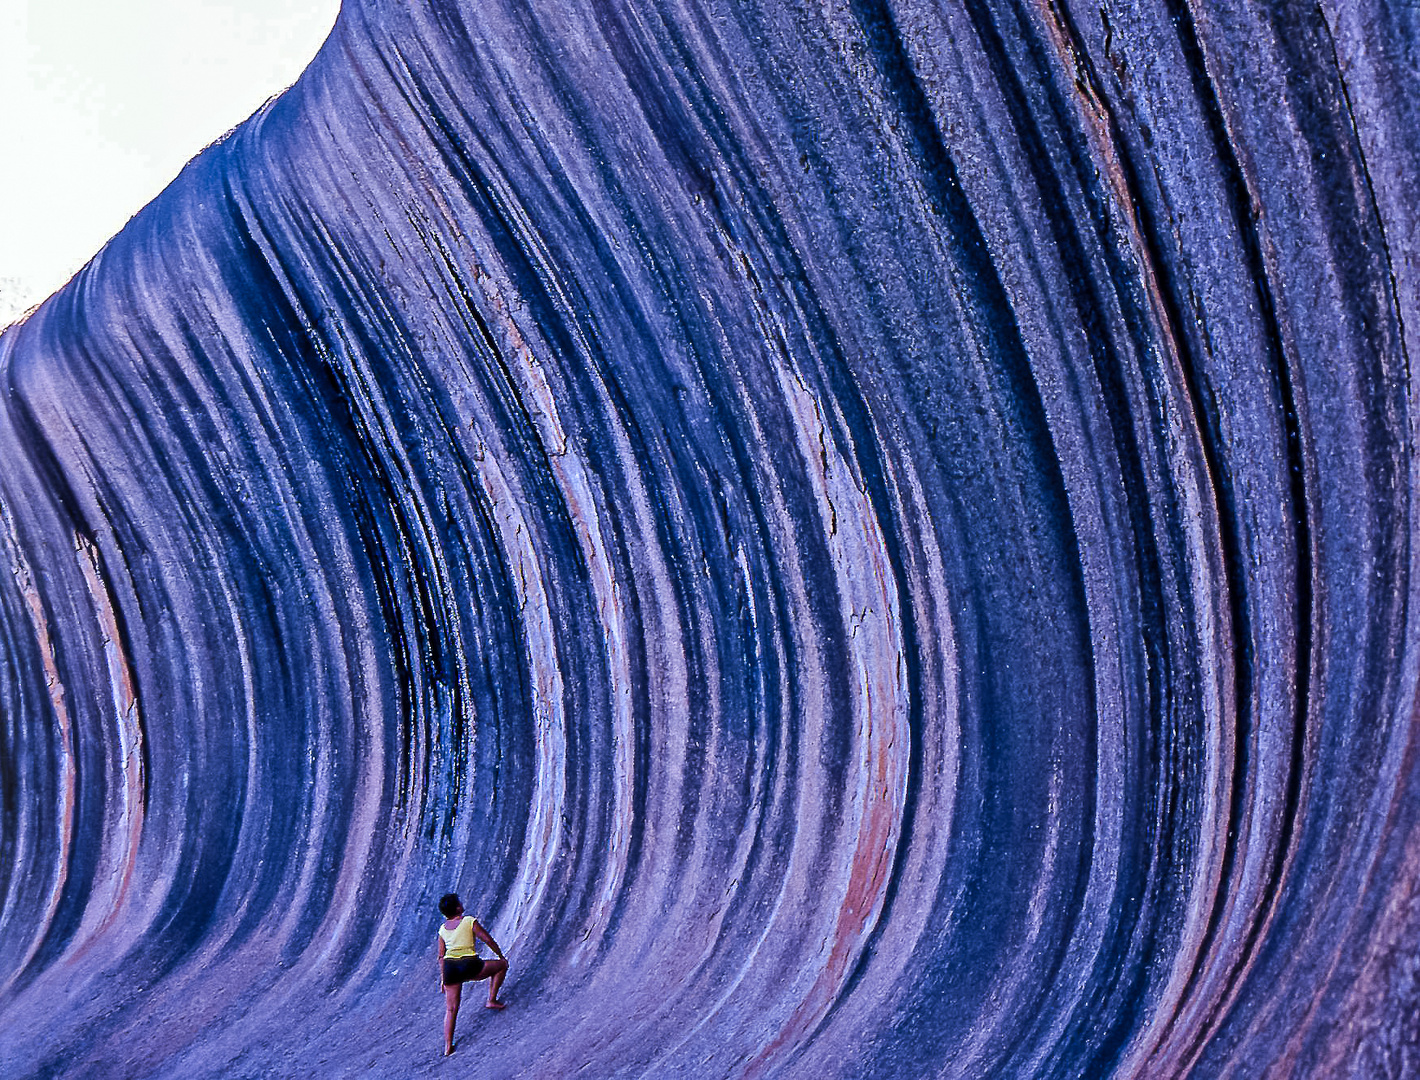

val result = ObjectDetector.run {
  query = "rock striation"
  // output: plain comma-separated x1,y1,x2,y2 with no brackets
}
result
1,1,1418,1076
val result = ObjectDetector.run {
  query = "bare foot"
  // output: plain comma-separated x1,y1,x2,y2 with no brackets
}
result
486,999,506,1010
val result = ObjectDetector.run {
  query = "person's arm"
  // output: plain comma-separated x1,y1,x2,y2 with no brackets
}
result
471,919,505,960
436,933,446,989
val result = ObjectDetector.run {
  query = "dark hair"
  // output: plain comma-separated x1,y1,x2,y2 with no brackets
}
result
439,893,462,918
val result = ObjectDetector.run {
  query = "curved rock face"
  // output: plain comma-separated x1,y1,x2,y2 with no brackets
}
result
2,1,1417,1076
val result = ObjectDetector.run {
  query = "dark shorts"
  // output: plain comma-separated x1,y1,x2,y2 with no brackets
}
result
442,955,484,985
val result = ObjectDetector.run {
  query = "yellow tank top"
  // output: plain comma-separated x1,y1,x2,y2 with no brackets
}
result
439,915,479,959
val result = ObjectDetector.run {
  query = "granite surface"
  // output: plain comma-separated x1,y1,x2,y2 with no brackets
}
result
1,1,1418,1076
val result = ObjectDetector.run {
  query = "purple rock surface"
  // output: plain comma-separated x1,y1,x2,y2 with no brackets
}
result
2,1,1418,1076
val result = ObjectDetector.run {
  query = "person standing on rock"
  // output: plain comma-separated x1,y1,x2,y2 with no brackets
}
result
436,892,508,1055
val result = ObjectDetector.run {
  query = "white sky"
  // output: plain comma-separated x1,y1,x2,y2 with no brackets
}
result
0,0,341,328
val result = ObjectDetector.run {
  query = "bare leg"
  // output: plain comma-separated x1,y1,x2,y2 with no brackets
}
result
443,981,462,1053
481,958,509,1007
